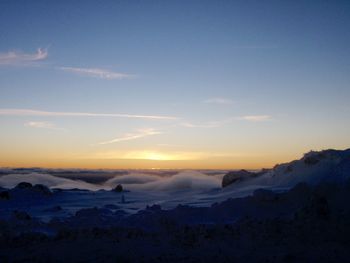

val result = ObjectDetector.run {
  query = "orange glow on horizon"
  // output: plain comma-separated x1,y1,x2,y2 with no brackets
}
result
0,152,297,170
2,145,346,170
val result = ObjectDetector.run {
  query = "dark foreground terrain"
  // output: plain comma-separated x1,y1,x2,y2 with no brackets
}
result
1,181,350,263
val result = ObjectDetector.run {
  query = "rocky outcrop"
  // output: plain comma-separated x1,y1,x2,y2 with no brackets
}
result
113,184,123,192
14,182,52,195
222,169,260,188
15,182,33,189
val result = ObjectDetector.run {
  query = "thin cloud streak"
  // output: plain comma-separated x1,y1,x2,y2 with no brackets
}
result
0,48,134,80
180,115,272,128
231,45,279,49
180,122,224,128
203,97,233,105
59,66,134,79
97,128,162,145
0,109,178,120
0,48,48,65
180,118,234,128
24,121,66,131
238,115,272,122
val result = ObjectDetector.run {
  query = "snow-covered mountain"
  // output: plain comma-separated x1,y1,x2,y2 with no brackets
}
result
222,148,350,190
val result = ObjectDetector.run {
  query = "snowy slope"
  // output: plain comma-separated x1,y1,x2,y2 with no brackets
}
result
222,149,350,192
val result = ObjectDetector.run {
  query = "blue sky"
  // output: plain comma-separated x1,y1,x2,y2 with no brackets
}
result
0,0,350,169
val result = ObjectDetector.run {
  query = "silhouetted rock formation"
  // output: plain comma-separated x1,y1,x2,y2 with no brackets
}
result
15,182,33,189
113,184,123,192
222,169,259,187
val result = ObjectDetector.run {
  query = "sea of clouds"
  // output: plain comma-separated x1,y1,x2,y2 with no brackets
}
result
0,170,225,192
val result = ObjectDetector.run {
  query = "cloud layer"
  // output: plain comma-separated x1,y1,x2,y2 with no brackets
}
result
0,48,48,65
238,115,272,122
0,108,178,120
24,121,66,131
180,115,273,129
0,170,223,192
105,171,222,191
59,66,134,80
0,173,100,191
180,118,233,128
97,128,162,145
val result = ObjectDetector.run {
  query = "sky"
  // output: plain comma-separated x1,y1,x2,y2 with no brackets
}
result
0,0,350,169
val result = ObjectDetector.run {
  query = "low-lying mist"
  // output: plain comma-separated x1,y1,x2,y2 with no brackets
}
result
0,170,225,192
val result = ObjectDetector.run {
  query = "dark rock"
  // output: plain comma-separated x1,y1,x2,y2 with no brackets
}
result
253,189,277,202
15,182,33,189
0,191,10,200
14,182,52,196
113,184,123,192
33,184,52,195
146,204,162,211
285,164,293,173
256,168,271,176
310,194,331,220
222,170,258,188
304,156,319,165
289,182,311,197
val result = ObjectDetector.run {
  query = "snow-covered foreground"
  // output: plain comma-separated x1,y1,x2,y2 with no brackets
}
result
0,170,229,220
1,149,350,262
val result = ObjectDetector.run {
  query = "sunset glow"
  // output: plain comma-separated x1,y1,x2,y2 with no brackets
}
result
0,1,349,170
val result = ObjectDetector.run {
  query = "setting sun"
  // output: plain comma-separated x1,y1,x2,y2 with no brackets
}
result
131,151,173,161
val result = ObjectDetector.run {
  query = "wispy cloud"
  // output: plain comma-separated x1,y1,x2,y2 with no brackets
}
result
180,121,224,128
238,115,272,122
97,128,162,145
0,47,135,81
0,48,48,65
0,109,178,120
232,45,279,49
203,97,233,105
24,121,66,131
180,118,234,128
180,115,272,128
59,66,134,80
